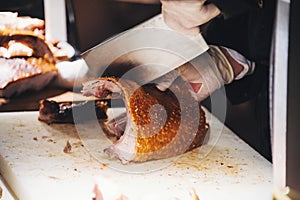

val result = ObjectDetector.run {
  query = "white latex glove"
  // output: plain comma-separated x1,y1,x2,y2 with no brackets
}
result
54,59,89,89
155,45,254,101
161,0,221,35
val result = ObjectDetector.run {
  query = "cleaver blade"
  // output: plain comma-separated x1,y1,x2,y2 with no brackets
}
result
81,14,209,85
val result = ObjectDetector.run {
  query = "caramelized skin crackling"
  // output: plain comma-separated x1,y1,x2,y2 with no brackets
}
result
82,77,209,163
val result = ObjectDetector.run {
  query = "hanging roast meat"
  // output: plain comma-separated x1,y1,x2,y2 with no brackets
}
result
0,12,76,98
0,29,58,98
82,77,209,163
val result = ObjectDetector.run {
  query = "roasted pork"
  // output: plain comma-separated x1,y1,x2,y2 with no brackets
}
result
0,12,77,98
82,77,209,163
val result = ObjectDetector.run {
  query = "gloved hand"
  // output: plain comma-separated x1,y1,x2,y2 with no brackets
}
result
53,58,89,89
155,45,254,101
161,0,221,35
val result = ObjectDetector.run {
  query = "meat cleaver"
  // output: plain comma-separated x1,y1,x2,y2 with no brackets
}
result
81,14,209,85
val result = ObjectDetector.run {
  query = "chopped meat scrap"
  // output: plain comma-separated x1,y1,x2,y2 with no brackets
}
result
38,99,108,124
63,141,72,153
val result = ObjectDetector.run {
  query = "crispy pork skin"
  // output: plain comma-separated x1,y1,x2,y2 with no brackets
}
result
82,77,209,163
38,99,108,124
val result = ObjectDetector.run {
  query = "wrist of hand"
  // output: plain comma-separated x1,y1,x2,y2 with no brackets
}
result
155,45,253,102
207,45,234,84
208,45,253,83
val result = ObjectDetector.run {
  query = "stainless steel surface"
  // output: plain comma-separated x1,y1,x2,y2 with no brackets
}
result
81,14,209,85
271,0,290,192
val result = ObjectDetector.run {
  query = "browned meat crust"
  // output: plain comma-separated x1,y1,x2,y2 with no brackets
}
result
82,77,209,163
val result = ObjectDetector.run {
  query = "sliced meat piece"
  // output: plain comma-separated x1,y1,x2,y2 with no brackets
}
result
0,57,57,98
102,112,127,139
38,99,108,124
82,77,209,163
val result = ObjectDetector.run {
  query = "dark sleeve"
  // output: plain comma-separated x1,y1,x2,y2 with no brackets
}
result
207,0,258,19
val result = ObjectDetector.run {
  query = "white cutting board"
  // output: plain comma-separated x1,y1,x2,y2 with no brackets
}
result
0,109,272,200
0,175,14,200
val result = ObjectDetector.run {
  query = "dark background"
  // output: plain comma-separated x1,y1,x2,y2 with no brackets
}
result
287,0,300,198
